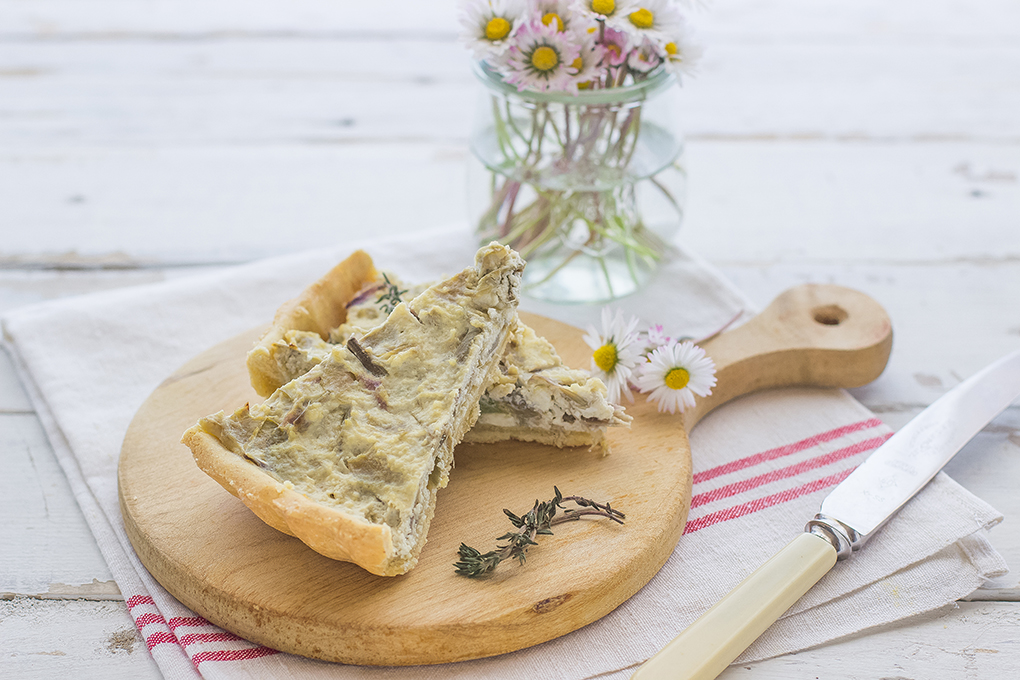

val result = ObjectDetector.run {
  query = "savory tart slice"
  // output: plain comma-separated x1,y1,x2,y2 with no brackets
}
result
182,244,524,576
251,270,630,453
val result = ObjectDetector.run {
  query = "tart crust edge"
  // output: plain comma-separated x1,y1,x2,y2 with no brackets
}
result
246,249,380,397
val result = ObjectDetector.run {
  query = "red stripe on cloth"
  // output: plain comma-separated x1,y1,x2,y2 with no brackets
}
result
145,631,178,651
690,434,891,509
192,647,280,665
179,632,244,647
126,594,156,610
168,616,213,631
683,467,856,534
692,418,883,485
135,612,167,628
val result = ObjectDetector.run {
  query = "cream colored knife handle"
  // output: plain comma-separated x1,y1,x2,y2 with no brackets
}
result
632,532,837,680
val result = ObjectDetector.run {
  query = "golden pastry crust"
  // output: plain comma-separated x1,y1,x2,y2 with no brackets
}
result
183,244,524,576
246,250,379,397
182,427,393,571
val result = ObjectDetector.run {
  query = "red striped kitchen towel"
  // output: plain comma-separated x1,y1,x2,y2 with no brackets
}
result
2,225,1006,680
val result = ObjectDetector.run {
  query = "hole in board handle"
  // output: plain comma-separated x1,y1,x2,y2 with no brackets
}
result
812,304,848,326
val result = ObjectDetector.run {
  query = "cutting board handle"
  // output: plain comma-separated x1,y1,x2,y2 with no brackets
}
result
684,284,892,431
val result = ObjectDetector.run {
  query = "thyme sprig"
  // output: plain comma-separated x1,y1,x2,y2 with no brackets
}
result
454,487,625,578
376,273,408,314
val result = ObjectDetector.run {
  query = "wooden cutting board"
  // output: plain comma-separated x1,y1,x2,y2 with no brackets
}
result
118,283,892,666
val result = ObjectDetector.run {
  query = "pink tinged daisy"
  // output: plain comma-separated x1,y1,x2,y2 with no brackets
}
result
610,0,683,43
583,308,642,404
644,323,670,347
600,26,631,66
459,0,527,61
503,20,582,92
627,37,662,73
635,341,717,414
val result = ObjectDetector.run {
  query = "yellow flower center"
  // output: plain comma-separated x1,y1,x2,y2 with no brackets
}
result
593,344,618,372
571,56,584,70
578,81,591,90
531,45,559,72
542,12,564,32
664,367,690,390
485,17,511,41
665,41,678,56
629,8,654,28
592,0,615,15
606,43,621,58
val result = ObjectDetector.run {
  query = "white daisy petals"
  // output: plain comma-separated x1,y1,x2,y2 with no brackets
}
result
584,307,642,404
635,340,717,414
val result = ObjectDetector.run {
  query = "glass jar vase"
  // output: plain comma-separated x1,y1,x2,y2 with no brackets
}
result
467,62,686,303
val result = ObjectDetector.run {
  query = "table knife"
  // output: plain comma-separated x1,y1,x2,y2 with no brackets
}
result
633,347,1020,680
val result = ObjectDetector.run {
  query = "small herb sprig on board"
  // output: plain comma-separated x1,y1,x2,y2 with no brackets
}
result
454,487,625,578
376,273,408,314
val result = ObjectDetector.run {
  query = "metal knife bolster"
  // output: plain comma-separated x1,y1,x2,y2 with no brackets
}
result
805,514,862,561
803,347,1020,562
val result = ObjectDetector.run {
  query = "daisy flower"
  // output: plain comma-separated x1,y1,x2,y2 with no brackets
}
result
532,0,575,33
504,19,582,92
609,0,682,44
660,20,704,77
583,308,642,403
600,26,631,67
459,0,527,61
635,341,717,414
567,31,606,90
572,0,627,23
626,37,663,73
644,323,670,347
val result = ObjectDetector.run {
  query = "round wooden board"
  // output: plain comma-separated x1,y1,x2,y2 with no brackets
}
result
118,312,692,666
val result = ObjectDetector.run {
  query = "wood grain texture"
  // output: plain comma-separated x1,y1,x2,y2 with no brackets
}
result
117,286,891,665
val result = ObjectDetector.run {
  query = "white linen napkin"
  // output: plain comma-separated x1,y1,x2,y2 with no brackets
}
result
3,224,1006,680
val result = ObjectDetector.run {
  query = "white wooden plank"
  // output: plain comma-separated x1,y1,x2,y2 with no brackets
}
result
0,143,471,263
1,38,1018,145
681,141,1020,263
0,413,117,597
0,0,462,37
0,598,160,680
1,141,1016,264
1,0,1018,41
0,345,33,412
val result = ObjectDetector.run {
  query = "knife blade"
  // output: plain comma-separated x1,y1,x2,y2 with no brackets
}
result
632,347,1020,680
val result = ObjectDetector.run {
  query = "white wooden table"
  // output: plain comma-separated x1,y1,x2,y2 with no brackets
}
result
2,1,1018,677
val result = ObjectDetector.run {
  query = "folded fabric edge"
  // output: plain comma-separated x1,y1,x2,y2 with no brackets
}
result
958,529,1010,583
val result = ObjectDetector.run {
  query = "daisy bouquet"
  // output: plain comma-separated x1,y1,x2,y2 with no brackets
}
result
462,0,703,301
